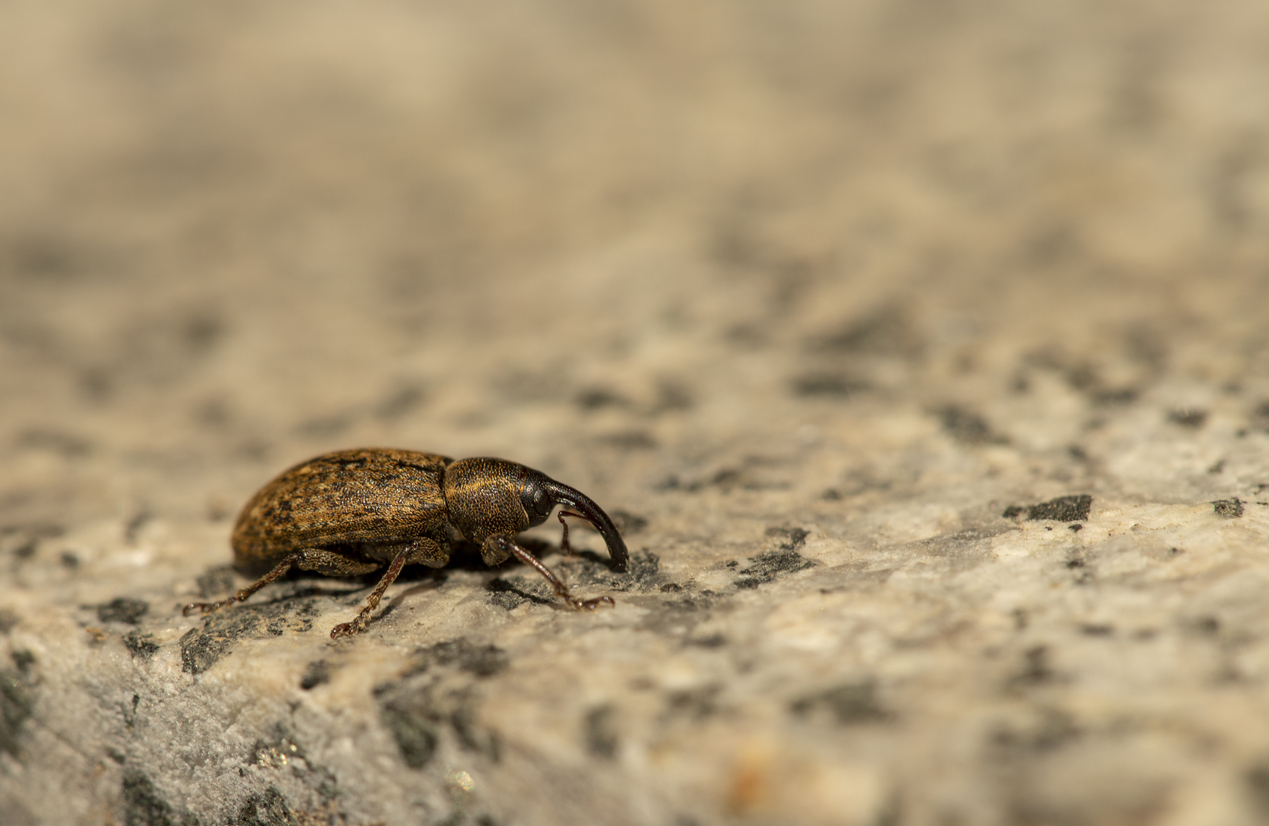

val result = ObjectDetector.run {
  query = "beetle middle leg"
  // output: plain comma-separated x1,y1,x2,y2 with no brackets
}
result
483,534,614,610
183,548,381,617
329,537,446,639
329,546,409,639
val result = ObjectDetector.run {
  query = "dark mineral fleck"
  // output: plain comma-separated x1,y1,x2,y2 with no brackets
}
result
1213,498,1244,518
123,631,160,661
98,597,150,625
790,680,892,725
1008,494,1093,522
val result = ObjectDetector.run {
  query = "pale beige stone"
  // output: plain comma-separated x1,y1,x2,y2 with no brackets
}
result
3,2,1269,825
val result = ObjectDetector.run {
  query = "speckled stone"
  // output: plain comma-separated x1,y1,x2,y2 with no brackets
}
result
3,2,1269,825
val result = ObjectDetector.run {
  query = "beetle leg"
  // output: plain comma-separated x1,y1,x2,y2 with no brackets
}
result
183,549,380,617
329,542,415,639
486,535,615,610
183,554,302,616
556,509,581,555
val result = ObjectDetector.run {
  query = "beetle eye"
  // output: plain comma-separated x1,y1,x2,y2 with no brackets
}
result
532,488,552,518
520,480,554,524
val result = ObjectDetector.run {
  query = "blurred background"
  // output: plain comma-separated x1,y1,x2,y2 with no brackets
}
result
3,2,1269,823
5,0,1266,534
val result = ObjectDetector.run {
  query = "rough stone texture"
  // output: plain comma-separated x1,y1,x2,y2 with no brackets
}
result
3,2,1269,825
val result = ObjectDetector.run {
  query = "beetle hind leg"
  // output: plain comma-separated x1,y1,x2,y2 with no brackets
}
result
182,548,380,617
182,554,297,616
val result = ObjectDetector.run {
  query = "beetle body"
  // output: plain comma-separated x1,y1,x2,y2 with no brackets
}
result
231,449,455,571
186,448,629,638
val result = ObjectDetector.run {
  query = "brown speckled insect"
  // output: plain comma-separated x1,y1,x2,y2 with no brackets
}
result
184,448,629,638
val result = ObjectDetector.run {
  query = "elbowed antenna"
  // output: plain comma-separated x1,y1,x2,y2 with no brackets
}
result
545,480,630,572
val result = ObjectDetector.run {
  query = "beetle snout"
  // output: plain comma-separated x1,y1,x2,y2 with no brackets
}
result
543,481,630,572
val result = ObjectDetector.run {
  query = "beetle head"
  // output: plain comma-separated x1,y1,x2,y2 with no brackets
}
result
443,457,629,572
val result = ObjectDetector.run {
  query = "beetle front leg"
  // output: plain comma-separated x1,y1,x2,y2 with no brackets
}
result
484,535,615,610
556,509,590,555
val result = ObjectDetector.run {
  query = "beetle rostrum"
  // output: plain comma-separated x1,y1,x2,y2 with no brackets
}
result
183,448,629,638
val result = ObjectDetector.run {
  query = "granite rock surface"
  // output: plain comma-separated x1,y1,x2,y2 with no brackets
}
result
3,2,1269,825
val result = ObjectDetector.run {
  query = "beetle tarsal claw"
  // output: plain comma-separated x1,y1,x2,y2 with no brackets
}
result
182,598,232,616
329,620,362,639
571,595,616,611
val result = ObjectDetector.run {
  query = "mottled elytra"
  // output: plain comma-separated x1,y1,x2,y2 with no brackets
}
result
184,448,629,638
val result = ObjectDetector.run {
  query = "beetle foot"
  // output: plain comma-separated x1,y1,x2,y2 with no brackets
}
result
330,618,366,639
567,594,615,611
182,598,235,616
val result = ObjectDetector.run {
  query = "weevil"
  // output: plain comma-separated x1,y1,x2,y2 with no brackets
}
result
184,448,629,638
